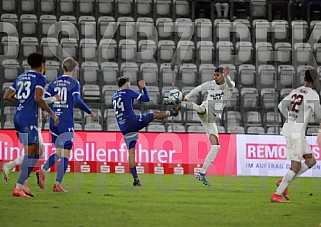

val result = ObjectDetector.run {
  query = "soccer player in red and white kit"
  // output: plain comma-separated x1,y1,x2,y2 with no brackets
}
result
271,69,321,203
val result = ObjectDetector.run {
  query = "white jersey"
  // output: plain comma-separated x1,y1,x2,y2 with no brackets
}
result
279,86,321,137
185,78,235,119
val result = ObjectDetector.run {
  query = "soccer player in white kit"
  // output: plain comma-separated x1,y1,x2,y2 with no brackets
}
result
271,69,321,203
182,67,235,186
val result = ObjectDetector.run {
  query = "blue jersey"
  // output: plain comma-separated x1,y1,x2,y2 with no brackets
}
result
11,71,46,119
112,88,152,134
46,75,79,123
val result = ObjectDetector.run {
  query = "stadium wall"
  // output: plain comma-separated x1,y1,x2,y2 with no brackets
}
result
0,130,320,177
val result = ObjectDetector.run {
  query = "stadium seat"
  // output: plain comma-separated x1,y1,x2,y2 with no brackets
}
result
79,16,96,39
291,20,308,43
261,87,277,111
144,86,160,106
136,0,153,17
236,42,253,65
214,19,231,42
40,0,56,14
275,42,291,64
294,43,312,65
216,41,233,65
266,126,280,135
74,122,83,130
251,0,267,19
98,39,117,62
176,18,194,40
45,60,60,82
117,0,133,17
2,59,20,81
225,88,239,109
278,65,295,88
179,63,197,87
252,19,270,43
1,36,19,59
73,108,82,123
59,15,77,38
102,85,118,106
199,64,215,83
118,17,135,39
160,63,178,87
22,60,31,72
140,63,158,86
120,62,138,83
41,37,58,59
137,17,155,40
245,111,262,127
167,123,186,133
20,14,38,37
82,84,100,102
197,41,214,64
227,126,245,134
240,87,259,110
225,110,242,126
187,124,205,133
4,106,15,122
247,126,265,134
177,41,195,63
97,0,114,17
78,0,95,15
255,42,273,65
155,0,172,18
4,121,15,129
265,111,282,128
158,40,175,63
195,18,212,41
234,19,251,42
21,37,39,59
258,65,275,89
58,0,75,16
310,21,321,43
60,38,78,59
98,16,117,39
175,0,191,18
272,20,288,42
1,14,18,35
138,40,157,63
80,38,97,61
119,39,137,62
156,18,174,40
101,62,119,85
306,127,319,136
40,15,57,37
314,43,321,65
147,124,166,132
84,122,103,131
81,61,100,84
238,64,256,87
182,86,198,104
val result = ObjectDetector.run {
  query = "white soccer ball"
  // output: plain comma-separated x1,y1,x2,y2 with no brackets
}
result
168,89,183,104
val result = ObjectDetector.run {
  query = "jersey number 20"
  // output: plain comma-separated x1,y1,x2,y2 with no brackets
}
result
54,87,67,104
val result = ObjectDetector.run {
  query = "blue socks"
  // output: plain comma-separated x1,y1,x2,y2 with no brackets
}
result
17,155,39,185
43,153,60,171
130,167,138,179
56,157,69,183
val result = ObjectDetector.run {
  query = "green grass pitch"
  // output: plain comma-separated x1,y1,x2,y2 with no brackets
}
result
0,173,320,227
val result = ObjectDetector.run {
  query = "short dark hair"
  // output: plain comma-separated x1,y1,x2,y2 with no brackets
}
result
27,52,46,68
117,77,129,87
305,68,318,83
215,67,224,74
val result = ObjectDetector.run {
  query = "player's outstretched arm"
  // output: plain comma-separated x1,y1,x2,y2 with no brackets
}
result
137,80,150,102
43,94,61,104
3,88,16,103
73,93,92,114
35,87,59,126
223,67,235,89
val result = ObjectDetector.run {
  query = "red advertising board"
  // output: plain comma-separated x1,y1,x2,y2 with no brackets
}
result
0,130,236,175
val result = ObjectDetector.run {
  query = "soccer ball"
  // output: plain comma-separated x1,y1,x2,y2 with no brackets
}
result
168,89,183,104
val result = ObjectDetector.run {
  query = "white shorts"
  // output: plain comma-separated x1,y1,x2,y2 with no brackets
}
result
197,104,219,137
285,135,312,162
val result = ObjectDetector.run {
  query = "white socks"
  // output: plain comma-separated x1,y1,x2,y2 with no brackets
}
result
182,101,206,114
293,163,309,180
6,155,24,170
276,170,295,195
200,145,220,174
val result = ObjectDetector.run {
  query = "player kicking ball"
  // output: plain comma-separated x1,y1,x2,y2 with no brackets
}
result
112,77,180,186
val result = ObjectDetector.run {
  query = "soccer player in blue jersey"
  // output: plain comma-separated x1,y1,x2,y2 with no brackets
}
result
36,57,98,192
112,77,180,186
3,52,59,197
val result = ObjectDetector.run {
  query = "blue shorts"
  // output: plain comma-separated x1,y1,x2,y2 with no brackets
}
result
14,117,39,145
121,112,154,149
50,121,74,150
